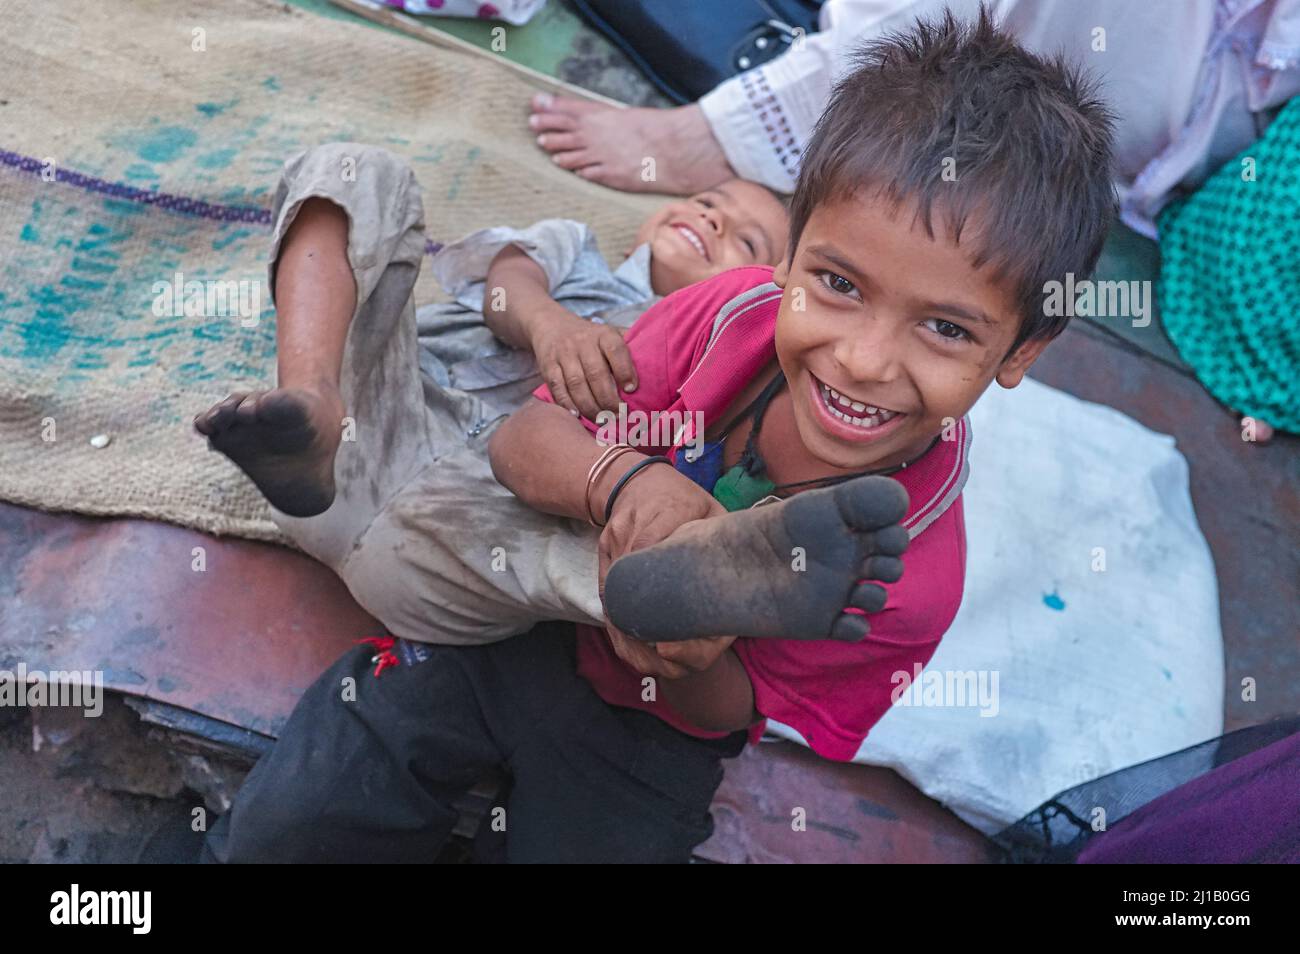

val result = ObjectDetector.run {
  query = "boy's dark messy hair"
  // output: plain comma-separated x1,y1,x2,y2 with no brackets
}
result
787,6,1116,354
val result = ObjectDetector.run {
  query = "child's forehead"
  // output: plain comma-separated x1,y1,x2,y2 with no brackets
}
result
718,181,790,238
717,179,787,211
803,190,1021,313
811,186,1001,264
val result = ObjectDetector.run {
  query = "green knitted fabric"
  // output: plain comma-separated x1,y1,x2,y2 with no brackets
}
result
1157,96,1300,434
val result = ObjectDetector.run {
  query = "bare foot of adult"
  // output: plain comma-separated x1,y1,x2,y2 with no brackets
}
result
529,94,735,194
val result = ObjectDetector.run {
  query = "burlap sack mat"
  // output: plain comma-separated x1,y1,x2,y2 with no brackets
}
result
0,0,658,542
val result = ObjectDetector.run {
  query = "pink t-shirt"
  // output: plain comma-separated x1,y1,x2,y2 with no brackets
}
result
533,266,970,762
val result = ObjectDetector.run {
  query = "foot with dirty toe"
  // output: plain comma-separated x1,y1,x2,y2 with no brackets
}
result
603,475,911,643
194,385,344,518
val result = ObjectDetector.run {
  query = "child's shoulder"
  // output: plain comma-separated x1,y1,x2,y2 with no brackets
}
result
661,265,778,322
649,266,781,358
619,266,783,413
679,264,777,299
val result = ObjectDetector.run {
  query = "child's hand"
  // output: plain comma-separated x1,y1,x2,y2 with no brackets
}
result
596,461,727,671
596,461,725,594
604,629,737,681
531,309,638,421
604,628,691,679
654,636,737,674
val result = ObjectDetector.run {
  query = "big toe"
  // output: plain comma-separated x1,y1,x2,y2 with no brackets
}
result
834,475,910,531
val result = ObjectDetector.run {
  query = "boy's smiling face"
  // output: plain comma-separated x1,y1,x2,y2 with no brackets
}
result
636,180,789,295
773,189,1050,472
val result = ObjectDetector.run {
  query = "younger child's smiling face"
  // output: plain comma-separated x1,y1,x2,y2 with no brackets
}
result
636,180,789,295
773,189,1049,472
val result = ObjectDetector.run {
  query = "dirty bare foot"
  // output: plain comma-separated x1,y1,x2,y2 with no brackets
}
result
529,95,734,194
604,475,911,643
194,385,344,517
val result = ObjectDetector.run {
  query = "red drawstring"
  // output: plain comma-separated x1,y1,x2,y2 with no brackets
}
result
357,635,398,677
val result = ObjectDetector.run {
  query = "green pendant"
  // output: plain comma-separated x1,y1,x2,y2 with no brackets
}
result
712,464,778,513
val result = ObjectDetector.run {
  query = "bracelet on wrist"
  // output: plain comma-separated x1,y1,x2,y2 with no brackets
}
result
603,455,673,525
584,443,636,527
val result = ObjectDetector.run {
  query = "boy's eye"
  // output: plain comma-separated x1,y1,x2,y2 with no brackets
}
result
925,317,970,342
742,237,756,256
821,271,857,296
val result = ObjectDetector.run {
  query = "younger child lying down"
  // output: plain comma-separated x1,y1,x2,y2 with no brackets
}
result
194,141,789,646
421,178,788,423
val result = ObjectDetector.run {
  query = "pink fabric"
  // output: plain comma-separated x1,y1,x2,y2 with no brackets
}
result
534,266,968,761
383,0,542,26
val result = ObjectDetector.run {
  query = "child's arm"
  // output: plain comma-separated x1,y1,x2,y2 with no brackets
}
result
484,246,637,419
659,646,758,733
489,397,721,531
608,631,758,733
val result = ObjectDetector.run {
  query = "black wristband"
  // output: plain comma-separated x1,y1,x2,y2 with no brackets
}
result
603,455,672,525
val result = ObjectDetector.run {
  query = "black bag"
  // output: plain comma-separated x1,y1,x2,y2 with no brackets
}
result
570,0,824,104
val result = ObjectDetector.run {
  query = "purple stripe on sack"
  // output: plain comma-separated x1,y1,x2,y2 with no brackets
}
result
1,149,274,224
0,148,445,256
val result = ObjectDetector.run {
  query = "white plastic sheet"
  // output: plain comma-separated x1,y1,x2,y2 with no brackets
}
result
767,376,1225,835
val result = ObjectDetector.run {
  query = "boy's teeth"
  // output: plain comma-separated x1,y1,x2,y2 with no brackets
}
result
674,225,707,259
819,382,899,429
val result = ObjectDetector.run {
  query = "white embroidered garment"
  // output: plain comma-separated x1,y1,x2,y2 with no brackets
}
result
698,0,1300,235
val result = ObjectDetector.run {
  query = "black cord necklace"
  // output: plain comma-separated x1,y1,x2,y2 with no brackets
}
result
711,369,935,511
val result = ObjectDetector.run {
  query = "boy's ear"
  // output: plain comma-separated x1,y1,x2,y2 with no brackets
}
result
995,336,1052,388
772,256,790,288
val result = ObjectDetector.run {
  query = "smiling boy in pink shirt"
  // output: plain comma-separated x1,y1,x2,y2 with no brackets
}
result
535,266,971,758
495,11,1114,754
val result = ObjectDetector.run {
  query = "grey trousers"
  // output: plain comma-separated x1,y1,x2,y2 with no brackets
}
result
269,143,605,644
